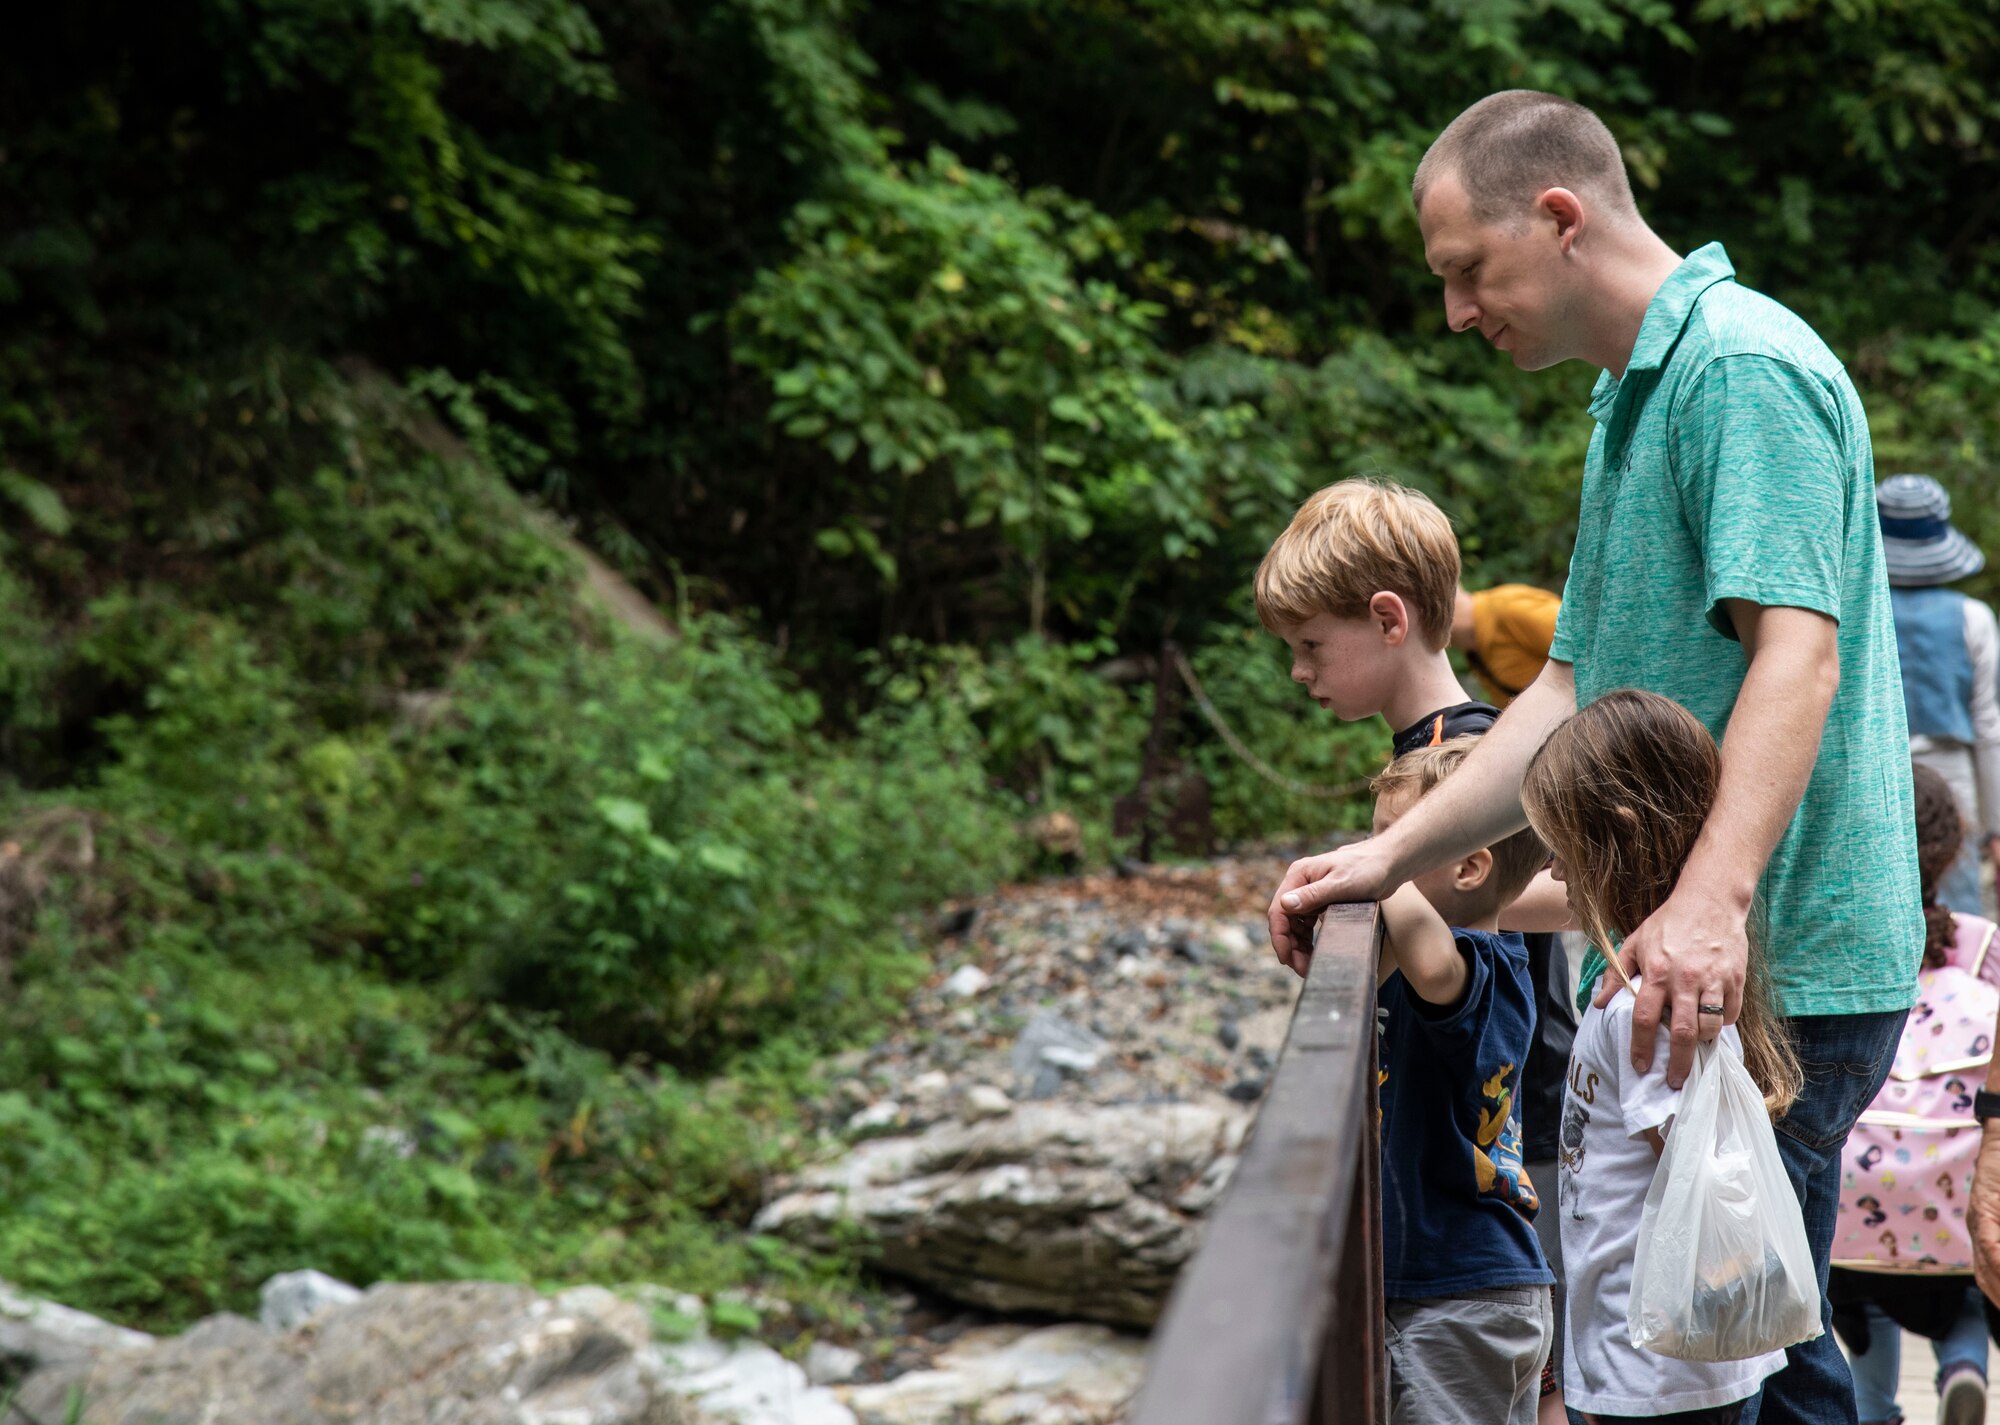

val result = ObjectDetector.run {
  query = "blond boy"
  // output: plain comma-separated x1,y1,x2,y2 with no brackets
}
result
1254,480,1489,756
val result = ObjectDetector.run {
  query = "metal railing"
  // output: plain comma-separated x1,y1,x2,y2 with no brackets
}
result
1129,902,1386,1425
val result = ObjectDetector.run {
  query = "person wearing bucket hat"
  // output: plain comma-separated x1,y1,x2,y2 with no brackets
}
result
1880,473,2000,918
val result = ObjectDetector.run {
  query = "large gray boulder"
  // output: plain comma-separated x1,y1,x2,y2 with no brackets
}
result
775,859,1309,1329
754,1101,1245,1326
653,1335,854,1425
0,1280,153,1385
842,1323,1142,1425
9,1282,673,1425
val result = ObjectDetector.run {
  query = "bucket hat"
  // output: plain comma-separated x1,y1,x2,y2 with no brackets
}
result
1877,473,1985,587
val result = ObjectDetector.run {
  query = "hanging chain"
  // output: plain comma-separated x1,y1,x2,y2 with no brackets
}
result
1170,648,1374,801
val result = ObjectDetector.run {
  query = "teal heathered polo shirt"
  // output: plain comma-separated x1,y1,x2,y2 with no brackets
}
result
1551,242,1921,1019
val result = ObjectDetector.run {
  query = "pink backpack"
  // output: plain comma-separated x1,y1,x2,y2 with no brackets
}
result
1833,914,1999,1273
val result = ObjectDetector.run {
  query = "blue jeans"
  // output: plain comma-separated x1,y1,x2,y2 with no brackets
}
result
1848,1290,1988,1421
1740,1010,1909,1425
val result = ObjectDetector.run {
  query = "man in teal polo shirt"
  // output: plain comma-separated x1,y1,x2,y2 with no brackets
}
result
1267,91,1921,1424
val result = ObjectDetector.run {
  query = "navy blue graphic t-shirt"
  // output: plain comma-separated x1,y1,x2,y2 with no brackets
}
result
1378,926,1554,1299
1390,698,1574,1163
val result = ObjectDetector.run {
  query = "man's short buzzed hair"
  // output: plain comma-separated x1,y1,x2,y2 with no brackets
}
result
1413,90,1638,227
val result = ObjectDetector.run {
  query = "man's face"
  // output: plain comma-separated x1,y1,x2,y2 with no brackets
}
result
1419,171,1577,371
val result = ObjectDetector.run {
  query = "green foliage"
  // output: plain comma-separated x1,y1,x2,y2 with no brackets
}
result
0,560,61,754
252,0,655,423
435,614,1011,1057
863,629,1386,854
11,0,1995,651
0,366,1017,1327
871,636,1149,819
732,148,1232,630
46,425,1017,1054
0,915,829,1326
1864,315,2000,610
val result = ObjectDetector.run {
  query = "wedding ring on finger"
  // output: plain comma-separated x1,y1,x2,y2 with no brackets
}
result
1698,1003,1725,1016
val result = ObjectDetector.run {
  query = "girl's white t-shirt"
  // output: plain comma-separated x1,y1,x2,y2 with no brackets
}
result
1558,986,1787,1414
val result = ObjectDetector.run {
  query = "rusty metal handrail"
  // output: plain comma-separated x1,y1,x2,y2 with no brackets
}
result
1130,902,1386,1425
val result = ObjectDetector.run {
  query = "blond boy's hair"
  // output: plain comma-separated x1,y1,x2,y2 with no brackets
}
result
1254,480,1460,650
1372,737,1547,904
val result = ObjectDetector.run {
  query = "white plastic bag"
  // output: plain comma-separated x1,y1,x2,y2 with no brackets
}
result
1627,1038,1822,1362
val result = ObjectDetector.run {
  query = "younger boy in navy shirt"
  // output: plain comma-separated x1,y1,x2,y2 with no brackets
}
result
1370,737,1554,1424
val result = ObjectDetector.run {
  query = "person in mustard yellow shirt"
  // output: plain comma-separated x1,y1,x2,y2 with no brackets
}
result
1453,583,1562,709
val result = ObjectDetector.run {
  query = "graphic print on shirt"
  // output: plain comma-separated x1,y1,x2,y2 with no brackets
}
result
1561,1060,1598,1221
1473,1063,1540,1215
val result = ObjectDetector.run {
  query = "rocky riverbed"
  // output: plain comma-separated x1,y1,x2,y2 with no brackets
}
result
2,853,1316,1425
758,852,1310,1332
843,851,1305,1117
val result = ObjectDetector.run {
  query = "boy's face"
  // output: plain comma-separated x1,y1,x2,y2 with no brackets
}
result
1278,611,1402,721
1373,785,1492,924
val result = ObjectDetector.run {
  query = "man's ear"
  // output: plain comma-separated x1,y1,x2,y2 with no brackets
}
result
1369,591,1413,647
1456,847,1495,892
1537,186,1586,254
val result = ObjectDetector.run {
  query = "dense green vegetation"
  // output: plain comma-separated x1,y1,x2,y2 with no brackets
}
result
0,375,1014,1326
4,0,2000,1329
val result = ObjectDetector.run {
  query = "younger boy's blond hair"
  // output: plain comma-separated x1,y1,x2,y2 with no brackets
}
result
1373,737,1548,904
1254,480,1460,650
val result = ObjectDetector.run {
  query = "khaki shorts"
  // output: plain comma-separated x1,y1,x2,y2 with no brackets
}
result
1386,1286,1554,1425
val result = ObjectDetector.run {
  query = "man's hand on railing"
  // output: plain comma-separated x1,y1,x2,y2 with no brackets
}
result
1268,839,1401,977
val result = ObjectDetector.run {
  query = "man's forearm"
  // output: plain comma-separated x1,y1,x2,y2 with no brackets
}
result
1680,605,1839,907
1377,660,1576,882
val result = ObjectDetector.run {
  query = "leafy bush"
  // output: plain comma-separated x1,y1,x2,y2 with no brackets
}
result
865,629,1386,855
0,368,1019,1327
0,559,61,772
442,614,1016,1059
0,918,830,1327
871,636,1146,819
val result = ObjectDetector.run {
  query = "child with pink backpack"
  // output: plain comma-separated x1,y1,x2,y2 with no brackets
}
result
1831,762,2000,1425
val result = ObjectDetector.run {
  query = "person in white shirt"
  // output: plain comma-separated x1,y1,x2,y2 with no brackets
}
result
1520,689,1801,1423
1880,473,2000,916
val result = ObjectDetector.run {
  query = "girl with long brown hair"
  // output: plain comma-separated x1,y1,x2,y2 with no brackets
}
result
1520,688,1799,1423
